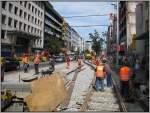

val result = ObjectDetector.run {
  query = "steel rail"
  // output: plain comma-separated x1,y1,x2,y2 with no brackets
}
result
79,61,127,112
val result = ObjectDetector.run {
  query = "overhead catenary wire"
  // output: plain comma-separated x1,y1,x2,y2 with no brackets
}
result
70,25,110,27
63,14,109,18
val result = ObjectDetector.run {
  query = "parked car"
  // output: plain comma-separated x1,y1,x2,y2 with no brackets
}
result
54,55,65,62
4,57,20,71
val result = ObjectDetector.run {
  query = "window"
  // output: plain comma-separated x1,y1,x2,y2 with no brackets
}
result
40,21,42,26
2,14,6,25
28,25,30,32
35,8,37,15
14,20,18,28
9,3,13,13
35,18,37,24
32,16,34,23
38,20,40,25
20,1,23,5
24,24,26,31
32,6,34,13
19,9,23,17
1,30,6,39
8,17,12,27
24,12,27,19
31,27,33,33
24,1,27,8
28,14,30,21
38,10,40,16
34,28,36,34
19,22,22,30
41,12,43,17
40,40,42,45
28,3,31,10
2,1,7,9
14,6,18,15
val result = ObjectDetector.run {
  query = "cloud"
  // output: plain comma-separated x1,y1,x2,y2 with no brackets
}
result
51,2,116,41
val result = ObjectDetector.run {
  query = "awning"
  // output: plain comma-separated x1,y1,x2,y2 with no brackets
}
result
7,30,41,39
135,31,149,40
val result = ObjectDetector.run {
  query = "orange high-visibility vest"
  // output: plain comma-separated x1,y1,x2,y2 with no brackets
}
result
34,57,40,64
120,66,130,81
78,59,81,65
24,57,29,64
96,65,105,78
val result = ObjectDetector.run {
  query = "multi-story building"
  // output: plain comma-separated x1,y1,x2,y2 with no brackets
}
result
70,28,82,52
43,1,63,50
0,1,45,55
85,41,92,52
135,1,149,56
64,21,72,51
119,1,138,54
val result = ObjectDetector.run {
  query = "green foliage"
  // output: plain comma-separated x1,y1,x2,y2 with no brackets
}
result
47,38,62,54
89,30,104,56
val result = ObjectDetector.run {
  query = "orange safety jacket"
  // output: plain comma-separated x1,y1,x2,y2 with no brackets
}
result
120,66,130,81
78,59,81,65
22,57,29,64
96,65,105,78
34,57,40,64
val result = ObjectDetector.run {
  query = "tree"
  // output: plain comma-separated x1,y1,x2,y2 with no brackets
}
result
47,38,61,54
89,30,104,56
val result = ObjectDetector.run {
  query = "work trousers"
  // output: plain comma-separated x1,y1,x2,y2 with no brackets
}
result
1,66,5,82
34,64,39,74
95,77,104,91
106,72,112,87
23,64,29,73
120,81,129,98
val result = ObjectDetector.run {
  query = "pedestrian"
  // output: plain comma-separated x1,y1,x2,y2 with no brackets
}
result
119,61,132,100
95,61,106,92
49,54,55,71
1,57,6,82
104,59,112,87
34,54,41,75
66,55,71,69
77,56,82,70
22,54,29,73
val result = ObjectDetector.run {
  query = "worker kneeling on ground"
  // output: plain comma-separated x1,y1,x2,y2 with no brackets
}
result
119,62,132,99
95,61,106,92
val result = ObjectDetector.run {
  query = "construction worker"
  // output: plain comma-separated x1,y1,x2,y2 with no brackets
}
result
34,54,41,74
22,54,29,73
95,61,106,92
77,56,82,70
119,62,132,99
66,55,70,69
103,59,112,87
1,57,6,82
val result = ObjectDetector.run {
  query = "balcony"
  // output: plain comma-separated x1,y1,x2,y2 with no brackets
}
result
45,20,62,32
45,12,62,26
44,29,53,35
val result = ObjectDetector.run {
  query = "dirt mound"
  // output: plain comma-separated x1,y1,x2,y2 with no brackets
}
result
25,73,68,111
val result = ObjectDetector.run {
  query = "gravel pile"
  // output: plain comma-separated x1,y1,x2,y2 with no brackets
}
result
65,65,94,111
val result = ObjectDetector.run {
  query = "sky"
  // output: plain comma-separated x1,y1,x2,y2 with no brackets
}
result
51,2,116,41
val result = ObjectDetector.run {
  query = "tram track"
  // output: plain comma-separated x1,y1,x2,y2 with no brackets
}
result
78,61,127,112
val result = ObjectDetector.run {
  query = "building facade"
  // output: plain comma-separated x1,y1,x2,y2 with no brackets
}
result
85,41,92,52
43,1,63,50
135,1,149,56
119,1,138,55
1,1,45,55
70,28,82,52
